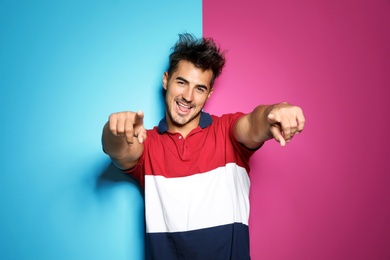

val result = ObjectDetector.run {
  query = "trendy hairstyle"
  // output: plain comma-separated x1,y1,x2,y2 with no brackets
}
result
167,33,226,87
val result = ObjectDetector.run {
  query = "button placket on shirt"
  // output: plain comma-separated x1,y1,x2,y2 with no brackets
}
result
172,128,202,160
175,134,186,156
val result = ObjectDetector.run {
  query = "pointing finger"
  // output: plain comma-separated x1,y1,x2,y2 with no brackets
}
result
280,117,292,141
270,125,286,147
134,110,144,126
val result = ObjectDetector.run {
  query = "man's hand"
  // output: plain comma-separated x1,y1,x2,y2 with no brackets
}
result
103,110,146,170
108,110,147,144
267,102,305,146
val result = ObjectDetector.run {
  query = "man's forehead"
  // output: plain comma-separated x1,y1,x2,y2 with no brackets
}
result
173,61,213,84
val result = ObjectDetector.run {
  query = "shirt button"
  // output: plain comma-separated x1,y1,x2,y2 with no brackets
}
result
178,136,182,139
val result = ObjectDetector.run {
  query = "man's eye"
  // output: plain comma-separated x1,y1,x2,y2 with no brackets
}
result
196,87,205,93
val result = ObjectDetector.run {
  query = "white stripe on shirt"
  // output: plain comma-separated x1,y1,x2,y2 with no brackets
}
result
145,163,250,233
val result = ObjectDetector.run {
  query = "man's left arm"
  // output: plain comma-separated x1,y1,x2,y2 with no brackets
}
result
234,102,305,149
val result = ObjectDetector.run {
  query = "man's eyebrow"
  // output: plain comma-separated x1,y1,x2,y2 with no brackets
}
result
176,76,209,90
176,77,189,84
196,84,208,91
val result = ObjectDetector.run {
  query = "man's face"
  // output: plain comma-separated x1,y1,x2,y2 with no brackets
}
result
163,60,214,131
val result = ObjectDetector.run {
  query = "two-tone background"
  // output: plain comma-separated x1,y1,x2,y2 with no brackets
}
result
1,1,389,259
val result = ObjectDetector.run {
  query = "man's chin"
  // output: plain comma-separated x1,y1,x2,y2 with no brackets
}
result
172,117,190,126
169,109,201,127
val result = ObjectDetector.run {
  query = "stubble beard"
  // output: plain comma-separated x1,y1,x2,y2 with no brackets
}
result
166,98,202,127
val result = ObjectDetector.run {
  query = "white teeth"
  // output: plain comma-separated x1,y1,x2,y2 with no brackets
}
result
178,102,191,109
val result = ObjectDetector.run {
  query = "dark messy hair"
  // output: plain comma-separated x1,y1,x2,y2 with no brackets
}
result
167,33,226,87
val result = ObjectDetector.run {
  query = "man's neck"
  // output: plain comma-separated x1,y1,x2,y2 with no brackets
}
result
166,116,200,139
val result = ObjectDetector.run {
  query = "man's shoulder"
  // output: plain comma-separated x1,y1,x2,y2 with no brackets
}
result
210,112,245,125
145,127,161,140
147,126,159,134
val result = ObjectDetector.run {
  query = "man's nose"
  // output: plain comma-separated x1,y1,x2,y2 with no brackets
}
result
182,87,194,102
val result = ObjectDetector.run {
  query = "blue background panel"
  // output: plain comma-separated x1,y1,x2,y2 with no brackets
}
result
0,1,201,259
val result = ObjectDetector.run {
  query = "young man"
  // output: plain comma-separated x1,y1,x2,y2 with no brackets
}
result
102,34,305,259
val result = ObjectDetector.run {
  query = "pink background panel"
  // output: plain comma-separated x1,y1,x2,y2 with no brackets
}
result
203,0,390,259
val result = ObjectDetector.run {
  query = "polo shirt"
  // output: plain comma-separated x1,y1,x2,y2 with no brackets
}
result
125,111,257,259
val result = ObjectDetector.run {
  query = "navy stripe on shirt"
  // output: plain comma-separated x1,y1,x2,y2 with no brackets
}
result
146,223,250,260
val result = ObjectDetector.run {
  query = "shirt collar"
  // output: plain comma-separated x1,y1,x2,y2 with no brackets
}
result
157,111,213,134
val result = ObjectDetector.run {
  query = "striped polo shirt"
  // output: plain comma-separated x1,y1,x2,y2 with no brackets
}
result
126,111,257,259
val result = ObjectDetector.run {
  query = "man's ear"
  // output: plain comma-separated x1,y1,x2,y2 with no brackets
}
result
163,72,168,90
207,87,214,99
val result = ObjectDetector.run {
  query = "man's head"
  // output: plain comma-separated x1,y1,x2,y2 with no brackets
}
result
167,33,226,88
162,34,226,134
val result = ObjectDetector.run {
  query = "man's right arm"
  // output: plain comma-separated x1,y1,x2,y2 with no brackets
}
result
102,110,147,170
